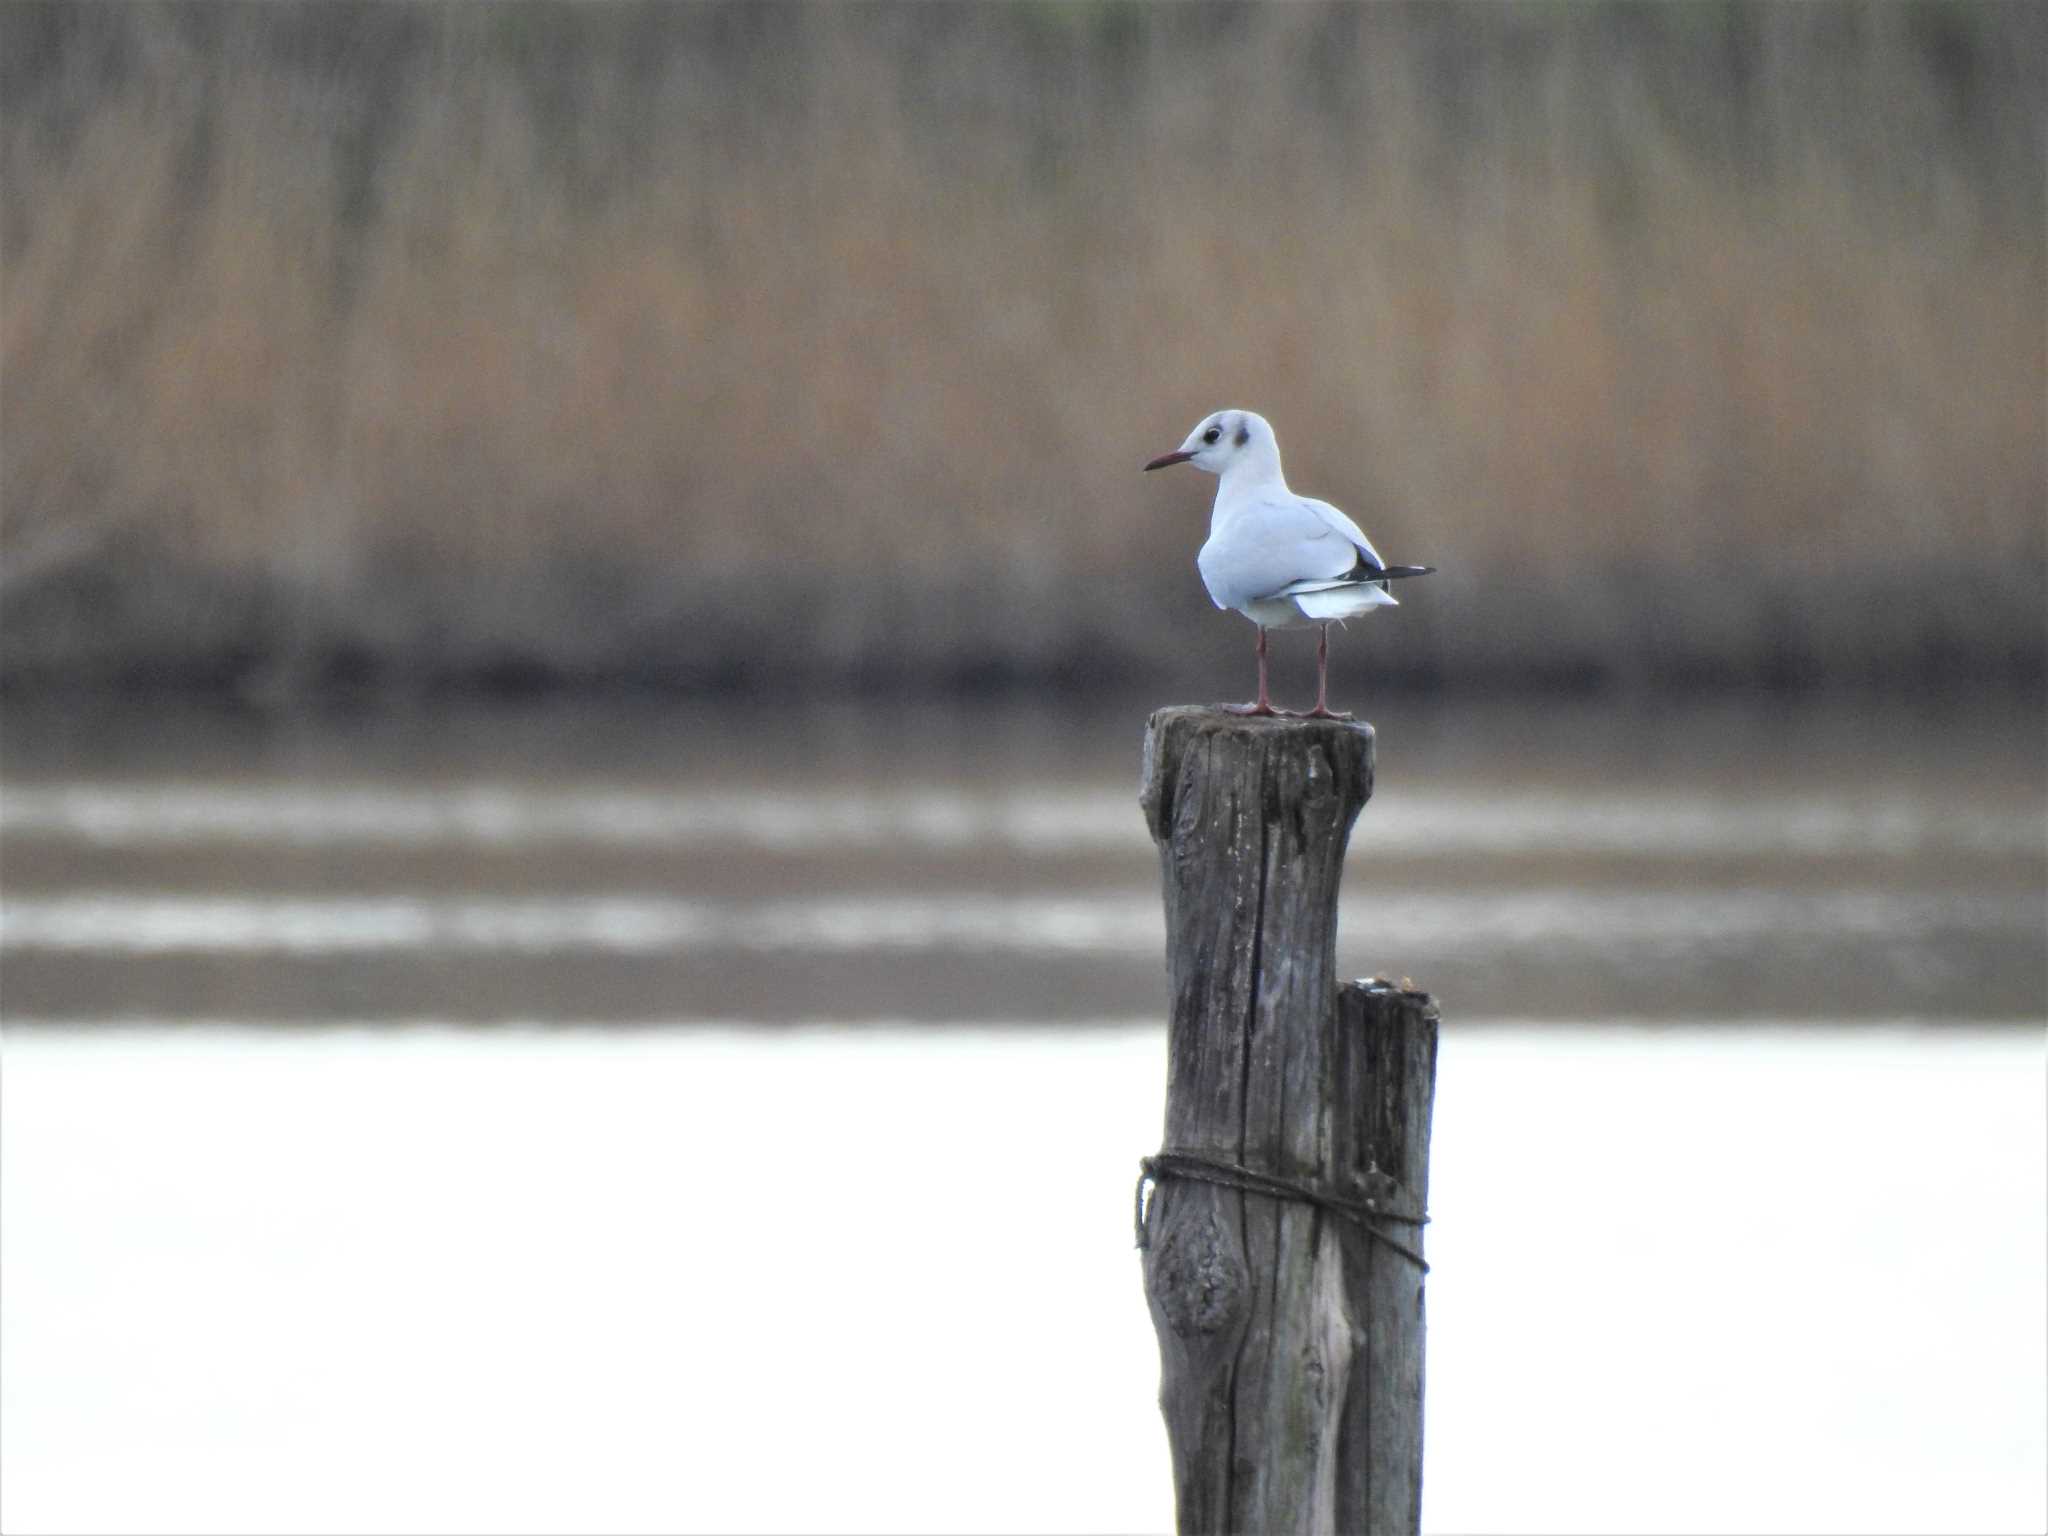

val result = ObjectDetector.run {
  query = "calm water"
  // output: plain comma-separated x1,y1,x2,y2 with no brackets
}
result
2,692,2042,1026
3,692,2044,1533
4,1024,2044,1535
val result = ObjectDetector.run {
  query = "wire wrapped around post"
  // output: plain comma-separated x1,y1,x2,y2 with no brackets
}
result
1135,1150,1429,1272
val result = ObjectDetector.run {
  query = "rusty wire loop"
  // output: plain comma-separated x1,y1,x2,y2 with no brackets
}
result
1134,1151,1430,1272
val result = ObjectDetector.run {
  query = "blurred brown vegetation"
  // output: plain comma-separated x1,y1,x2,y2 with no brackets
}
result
2,1,2042,697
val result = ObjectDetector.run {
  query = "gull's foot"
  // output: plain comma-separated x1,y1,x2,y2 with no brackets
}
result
1223,701,1315,719
1303,705,1354,721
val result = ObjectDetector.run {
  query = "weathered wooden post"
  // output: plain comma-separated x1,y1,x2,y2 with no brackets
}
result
1136,706,1439,1536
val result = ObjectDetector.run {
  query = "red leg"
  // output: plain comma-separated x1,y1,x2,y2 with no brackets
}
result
1223,626,1281,716
1305,623,1353,720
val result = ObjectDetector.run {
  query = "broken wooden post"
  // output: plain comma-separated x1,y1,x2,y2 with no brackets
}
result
1136,705,1439,1536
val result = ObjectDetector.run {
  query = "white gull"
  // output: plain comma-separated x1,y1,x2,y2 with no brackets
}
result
1145,409,1434,718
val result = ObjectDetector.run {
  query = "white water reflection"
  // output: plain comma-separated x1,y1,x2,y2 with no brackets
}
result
3,781,2038,857
2,1025,2041,1535
0,886,2036,957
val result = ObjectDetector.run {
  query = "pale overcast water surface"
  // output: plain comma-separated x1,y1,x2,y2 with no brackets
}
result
2,693,2043,1532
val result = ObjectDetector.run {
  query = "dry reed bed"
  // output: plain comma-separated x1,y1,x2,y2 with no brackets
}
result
2,3,2042,693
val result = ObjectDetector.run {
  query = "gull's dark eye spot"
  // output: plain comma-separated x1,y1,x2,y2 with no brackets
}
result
1201,426,1221,445
1234,422,1250,447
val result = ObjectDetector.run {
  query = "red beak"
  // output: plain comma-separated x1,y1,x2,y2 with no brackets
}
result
1144,449,1195,472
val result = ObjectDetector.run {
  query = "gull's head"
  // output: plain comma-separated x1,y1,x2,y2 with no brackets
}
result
1144,410,1278,478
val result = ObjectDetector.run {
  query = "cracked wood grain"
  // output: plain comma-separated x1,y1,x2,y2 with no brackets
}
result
1139,706,1438,1536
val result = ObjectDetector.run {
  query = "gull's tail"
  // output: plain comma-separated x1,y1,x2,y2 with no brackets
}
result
1280,563,1434,620
1282,579,1387,619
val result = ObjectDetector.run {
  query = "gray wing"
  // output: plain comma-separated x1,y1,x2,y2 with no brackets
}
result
1198,493,1362,609
1298,496,1387,572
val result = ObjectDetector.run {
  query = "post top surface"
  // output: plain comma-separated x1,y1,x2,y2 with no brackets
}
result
1145,704,1375,747
1140,705,1376,843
